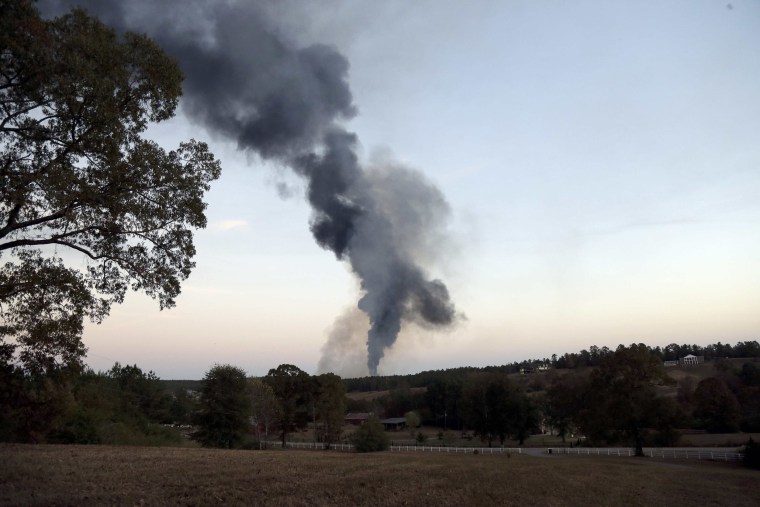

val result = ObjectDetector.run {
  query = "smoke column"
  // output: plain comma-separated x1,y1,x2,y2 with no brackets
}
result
40,0,460,375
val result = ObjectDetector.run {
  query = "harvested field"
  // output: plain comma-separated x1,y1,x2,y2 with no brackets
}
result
1,444,758,506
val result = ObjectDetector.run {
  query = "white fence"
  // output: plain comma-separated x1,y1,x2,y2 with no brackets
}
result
548,447,744,462
267,441,522,454
264,441,355,451
391,445,522,455
267,441,743,462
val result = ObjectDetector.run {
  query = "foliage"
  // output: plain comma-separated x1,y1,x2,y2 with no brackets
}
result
459,372,535,446
51,364,180,445
693,377,741,433
424,378,462,429
0,1,220,374
405,410,420,435
264,364,311,447
0,357,78,443
342,340,760,396
576,344,675,455
192,365,250,449
249,377,279,443
351,415,390,452
545,374,586,442
314,373,345,448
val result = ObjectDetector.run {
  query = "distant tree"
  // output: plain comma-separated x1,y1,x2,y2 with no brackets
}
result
405,410,421,436
693,377,741,433
735,341,760,358
460,373,497,446
192,365,250,449
107,363,170,423
510,391,538,445
383,384,416,417
424,378,462,430
264,364,310,447
460,373,530,447
546,375,586,443
576,344,675,456
0,1,221,376
249,378,279,445
351,415,389,452
314,373,345,449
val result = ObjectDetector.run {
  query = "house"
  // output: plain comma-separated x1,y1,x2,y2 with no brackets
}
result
679,354,704,366
344,413,372,426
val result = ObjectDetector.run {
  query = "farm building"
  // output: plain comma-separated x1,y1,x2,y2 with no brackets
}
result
344,413,372,426
381,418,406,431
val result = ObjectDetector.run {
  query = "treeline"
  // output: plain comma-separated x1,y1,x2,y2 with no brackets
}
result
0,362,190,445
343,340,760,391
2,340,758,453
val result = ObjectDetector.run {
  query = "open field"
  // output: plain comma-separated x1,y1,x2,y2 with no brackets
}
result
2,444,758,506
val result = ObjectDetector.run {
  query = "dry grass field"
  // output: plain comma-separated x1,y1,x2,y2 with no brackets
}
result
1,444,758,506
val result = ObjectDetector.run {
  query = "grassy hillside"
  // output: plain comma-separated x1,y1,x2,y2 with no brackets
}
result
2,444,758,506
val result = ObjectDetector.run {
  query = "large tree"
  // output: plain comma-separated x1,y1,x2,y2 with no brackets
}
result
192,364,251,449
264,364,311,447
0,1,220,374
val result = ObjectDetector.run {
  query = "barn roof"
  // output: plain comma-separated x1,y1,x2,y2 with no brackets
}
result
344,413,372,420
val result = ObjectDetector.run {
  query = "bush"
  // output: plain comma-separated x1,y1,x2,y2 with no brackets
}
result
352,416,390,453
48,409,100,444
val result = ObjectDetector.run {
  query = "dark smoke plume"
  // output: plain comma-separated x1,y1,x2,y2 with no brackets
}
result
40,0,460,375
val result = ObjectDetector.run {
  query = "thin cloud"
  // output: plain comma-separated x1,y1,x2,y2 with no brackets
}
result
214,220,248,231
592,217,705,237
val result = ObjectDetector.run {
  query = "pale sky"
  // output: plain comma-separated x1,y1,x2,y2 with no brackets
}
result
75,0,759,379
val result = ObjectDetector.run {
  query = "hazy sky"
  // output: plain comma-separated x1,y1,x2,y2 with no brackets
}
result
51,0,759,379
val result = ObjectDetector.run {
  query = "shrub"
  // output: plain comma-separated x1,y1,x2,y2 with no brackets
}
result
352,416,390,453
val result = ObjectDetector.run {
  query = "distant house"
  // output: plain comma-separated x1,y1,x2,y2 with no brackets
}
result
663,360,678,367
344,413,372,426
679,354,704,366
520,367,535,375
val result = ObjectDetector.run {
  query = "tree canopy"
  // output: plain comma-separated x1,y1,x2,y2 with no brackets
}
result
264,364,311,447
576,344,676,455
0,1,220,374
192,364,251,449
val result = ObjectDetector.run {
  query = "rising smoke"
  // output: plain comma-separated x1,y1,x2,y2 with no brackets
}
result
40,0,460,376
